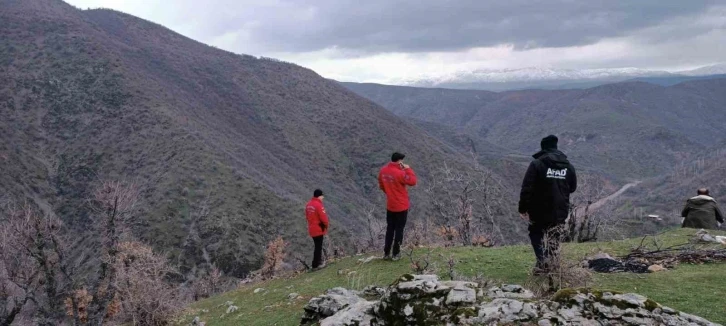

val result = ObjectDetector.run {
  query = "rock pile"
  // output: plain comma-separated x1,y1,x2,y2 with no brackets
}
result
301,274,721,325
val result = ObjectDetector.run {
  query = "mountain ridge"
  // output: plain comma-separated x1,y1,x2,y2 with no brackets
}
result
0,0,525,277
342,78,726,181
375,64,726,91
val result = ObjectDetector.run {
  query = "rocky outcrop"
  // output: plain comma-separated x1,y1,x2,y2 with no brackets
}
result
300,274,721,326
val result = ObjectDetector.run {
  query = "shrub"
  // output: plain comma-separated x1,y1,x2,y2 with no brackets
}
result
259,236,288,280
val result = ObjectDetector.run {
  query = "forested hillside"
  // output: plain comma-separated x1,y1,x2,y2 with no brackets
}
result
0,0,524,279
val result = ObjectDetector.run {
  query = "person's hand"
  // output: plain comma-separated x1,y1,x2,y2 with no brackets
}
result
402,164,410,169
520,213,529,222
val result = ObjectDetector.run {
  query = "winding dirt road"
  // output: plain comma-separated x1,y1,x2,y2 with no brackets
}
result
576,181,641,216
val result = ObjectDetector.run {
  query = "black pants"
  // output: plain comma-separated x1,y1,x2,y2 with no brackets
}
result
528,224,562,268
384,210,408,256
312,235,324,268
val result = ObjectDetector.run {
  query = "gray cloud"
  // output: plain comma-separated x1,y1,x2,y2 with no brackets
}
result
191,0,722,54
66,0,726,82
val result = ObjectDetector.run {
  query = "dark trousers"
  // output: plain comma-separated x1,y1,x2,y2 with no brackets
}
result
312,235,324,268
528,224,562,268
384,210,408,256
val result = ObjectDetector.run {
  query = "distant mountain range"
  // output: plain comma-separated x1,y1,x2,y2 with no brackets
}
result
387,64,726,91
343,77,726,182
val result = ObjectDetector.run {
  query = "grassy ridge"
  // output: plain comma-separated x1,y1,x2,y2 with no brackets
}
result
178,228,726,325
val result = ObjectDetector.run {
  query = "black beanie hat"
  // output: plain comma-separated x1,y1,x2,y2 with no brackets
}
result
313,189,323,198
541,135,558,150
391,152,406,162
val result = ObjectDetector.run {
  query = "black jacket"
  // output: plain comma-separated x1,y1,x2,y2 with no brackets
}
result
518,149,577,226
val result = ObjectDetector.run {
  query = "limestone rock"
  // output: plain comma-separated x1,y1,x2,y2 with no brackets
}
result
225,305,238,314
361,285,386,299
445,286,476,305
487,284,535,300
320,300,375,326
301,287,362,325
300,275,721,326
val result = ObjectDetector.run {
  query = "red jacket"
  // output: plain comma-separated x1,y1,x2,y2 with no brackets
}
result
378,162,417,212
305,197,329,237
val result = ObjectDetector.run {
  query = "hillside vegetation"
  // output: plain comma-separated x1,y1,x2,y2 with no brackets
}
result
0,0,522,279
178,228,726,325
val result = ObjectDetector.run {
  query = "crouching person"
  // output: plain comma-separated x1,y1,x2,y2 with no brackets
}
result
306,189,329,270
682,188,724,230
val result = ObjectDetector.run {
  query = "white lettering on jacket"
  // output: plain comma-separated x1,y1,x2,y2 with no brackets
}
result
546,168,567,180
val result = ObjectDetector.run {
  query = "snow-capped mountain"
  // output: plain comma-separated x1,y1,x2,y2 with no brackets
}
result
389,64,725,91
398,67,670,85
679,63,726,76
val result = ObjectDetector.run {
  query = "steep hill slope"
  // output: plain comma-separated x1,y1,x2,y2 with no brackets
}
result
343,80,726,180
0,0,522,277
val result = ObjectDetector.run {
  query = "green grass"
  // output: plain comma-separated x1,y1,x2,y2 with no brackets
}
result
178,228,726,325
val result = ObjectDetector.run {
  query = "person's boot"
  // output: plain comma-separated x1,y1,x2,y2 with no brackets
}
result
383,255,391,261
310,263,327,272
532,262,549,276
392,254,401,261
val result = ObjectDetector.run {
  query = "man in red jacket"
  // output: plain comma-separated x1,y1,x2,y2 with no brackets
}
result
378,152,417,260
306,189,329,269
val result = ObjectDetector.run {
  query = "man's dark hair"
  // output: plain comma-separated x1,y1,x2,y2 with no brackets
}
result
391,152,406,162
697,188,710,196
540,135,558,150
313,189,324,198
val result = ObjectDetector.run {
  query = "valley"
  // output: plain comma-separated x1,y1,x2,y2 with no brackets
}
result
2,1,726,324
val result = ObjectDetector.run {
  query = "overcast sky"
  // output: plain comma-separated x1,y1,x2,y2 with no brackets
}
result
66,0,726,83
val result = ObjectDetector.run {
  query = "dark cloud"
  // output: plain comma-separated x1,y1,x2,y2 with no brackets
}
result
201,0,721,53
67,0,726,81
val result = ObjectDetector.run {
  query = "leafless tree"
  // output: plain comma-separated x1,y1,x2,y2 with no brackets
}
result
113,241,183,326
0,205,77,325
445,254,457,281
355,207,386,253
407,215,435,248
0,181,143,325
0,209,39,326
426,162,508,246
323,236,345,263
565,174,623,242
189,266,227,300
84,181,139,325
404,245,433,274
259,236,287,280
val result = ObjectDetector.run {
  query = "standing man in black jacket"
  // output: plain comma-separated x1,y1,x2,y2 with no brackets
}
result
518,135,577,273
